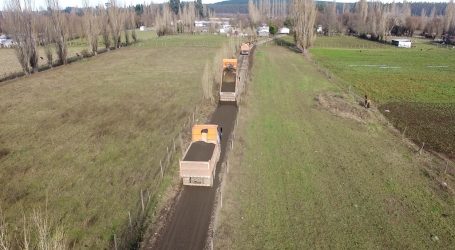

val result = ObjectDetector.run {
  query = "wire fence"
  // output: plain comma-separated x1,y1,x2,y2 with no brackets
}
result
110,105,201,250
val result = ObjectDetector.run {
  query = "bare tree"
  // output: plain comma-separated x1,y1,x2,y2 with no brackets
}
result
405,16,420,36
248,0,261,26
100,6,111,49
419,8,427,31
44,17,54,67
123,8,131,45
322,1,337,35
130,10,138,42
180,2,196,33
155,3,175,36
83,2,102,55
291,0,316,53
142,4,157,27
3,0,39,74
354,0,368,34
47,0,68,65
444,0,455,34
108,0,123,48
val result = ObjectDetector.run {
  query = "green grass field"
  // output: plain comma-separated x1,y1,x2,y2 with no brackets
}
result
215,44,454,249
0,33,226,248
310,35,455,158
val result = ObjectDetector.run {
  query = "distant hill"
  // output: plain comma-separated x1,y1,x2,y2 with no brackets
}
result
209,0,448,16
209,0,250,14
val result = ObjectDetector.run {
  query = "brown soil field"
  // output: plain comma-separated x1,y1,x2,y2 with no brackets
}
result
381,102,455,159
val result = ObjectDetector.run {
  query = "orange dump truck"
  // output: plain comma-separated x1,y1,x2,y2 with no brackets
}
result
240,42,251,55
219,59,238,102
180,124,221,187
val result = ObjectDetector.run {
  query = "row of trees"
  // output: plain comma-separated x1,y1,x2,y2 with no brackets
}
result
1,0,137,75
151,1,214,36
0,0,221,75
248,0,316,53
317,0,455,40
248,0,288,25
247,0,455,53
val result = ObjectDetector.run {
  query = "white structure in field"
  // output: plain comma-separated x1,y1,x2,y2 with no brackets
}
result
278,27,290,34
391,39,412,48
139,26,146,31
0,35,14,48
257,25,270,37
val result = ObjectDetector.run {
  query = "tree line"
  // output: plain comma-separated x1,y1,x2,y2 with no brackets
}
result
1,0,138,75
0,0,215,76
317,0,455,40
247,0,455,54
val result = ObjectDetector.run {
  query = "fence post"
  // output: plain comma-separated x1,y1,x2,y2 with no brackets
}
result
114,234,118,250
160,160,164,179
141,189,145,213
128,211,132,227
418,142,425,155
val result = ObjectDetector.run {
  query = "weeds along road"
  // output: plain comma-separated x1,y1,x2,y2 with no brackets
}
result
148,56,247,250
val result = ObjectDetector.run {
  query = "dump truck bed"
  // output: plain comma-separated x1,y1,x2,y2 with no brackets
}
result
220,65,238,102
220,68,236,92
180,141,220,187
183,141,216,161
180,124,221,187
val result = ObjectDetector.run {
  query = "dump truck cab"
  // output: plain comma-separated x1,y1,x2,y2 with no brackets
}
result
180,124,221,187
219,59,238,102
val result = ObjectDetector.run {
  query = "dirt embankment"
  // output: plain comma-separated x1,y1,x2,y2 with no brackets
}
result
315,92,373,123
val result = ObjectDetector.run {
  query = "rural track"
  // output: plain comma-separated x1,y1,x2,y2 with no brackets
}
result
147,55,246,250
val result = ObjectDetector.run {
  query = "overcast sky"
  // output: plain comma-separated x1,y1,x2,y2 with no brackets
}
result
1,0,451,11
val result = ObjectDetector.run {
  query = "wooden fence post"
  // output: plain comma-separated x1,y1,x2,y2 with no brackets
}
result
418,142,425,155
141,189,145,213
114,234,118,250
128,211,132,227
160,160,164,179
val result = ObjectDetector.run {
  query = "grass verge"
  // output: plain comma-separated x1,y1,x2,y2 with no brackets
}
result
215,44,455,249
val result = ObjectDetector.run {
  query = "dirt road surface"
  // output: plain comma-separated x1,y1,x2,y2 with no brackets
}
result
146,55,247,249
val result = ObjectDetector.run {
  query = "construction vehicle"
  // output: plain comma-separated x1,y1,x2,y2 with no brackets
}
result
219,59,238,102
180,124,221,187
240,42,251,55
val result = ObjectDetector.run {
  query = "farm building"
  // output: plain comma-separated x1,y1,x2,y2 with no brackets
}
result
391,39,412,48
278,27,290,34
0,35,14,48
257,25,269,37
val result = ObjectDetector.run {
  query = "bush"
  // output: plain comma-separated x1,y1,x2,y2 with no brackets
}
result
81,49,92,58
269,24,277,35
